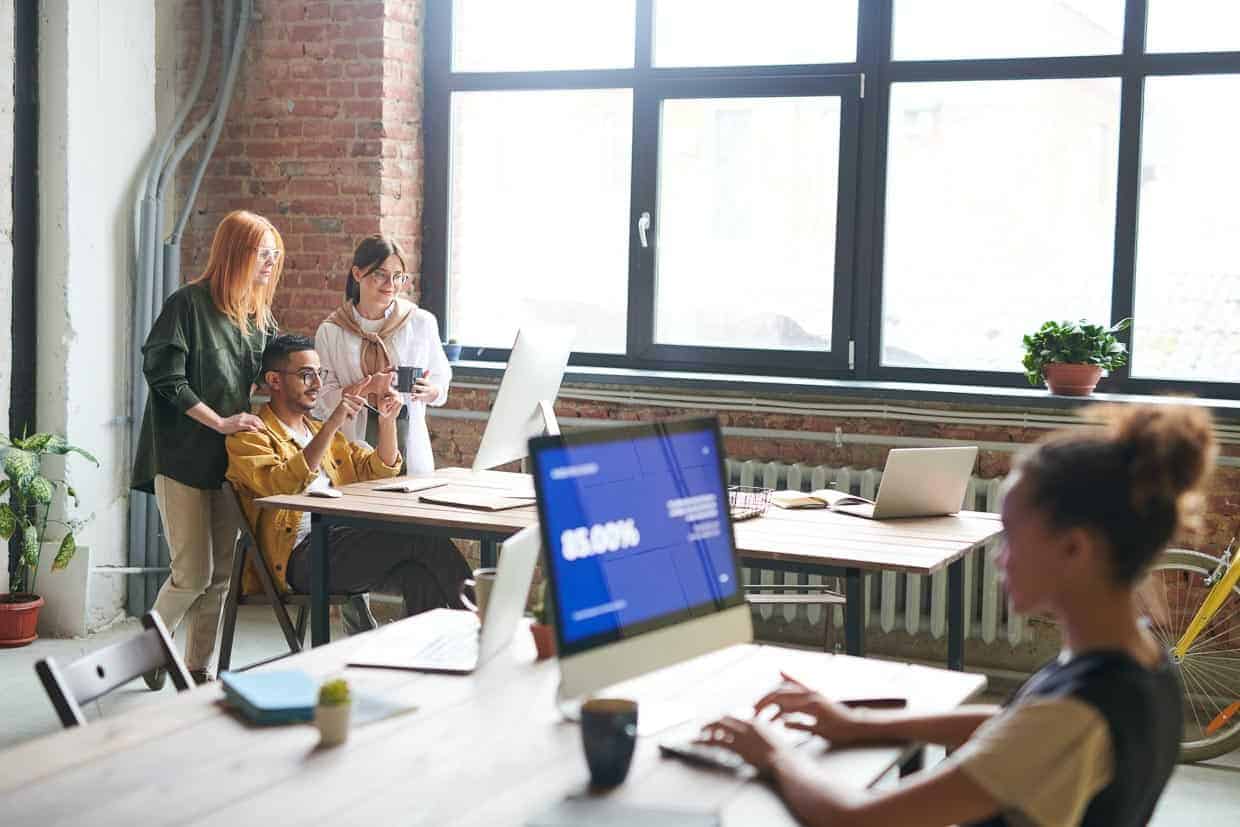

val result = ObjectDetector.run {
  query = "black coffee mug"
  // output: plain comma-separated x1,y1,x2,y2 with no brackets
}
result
396,365,423,394
580,698,638,787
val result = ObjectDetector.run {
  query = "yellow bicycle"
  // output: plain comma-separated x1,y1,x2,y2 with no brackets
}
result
1138,541,1240,762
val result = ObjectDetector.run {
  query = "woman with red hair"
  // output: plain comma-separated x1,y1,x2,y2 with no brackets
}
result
132,210,283,687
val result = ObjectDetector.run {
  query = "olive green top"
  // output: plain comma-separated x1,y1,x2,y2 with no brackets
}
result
131,281,271,493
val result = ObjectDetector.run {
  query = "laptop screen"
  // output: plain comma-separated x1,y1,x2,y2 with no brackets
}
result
528,417,744,657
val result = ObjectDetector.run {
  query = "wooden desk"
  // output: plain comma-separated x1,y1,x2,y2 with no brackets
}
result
0,613,987,827
260,468,537,647
733,507,1004,670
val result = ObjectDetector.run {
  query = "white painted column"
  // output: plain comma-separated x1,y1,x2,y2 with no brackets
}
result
0,0,14,596
37,1,156,635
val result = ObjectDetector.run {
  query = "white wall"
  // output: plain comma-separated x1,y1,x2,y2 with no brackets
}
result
0,0,13,596
37,1,156,634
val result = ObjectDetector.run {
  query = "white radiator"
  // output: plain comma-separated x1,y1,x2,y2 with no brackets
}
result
728,459,1025,646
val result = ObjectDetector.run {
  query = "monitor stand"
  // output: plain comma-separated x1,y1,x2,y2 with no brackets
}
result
519,400,560,475
555,678,694,737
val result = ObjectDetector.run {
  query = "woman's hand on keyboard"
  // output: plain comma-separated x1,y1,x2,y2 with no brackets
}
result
754,672,870,747
695,716,781,776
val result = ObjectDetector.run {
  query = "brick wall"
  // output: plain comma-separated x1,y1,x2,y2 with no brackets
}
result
175,0,424,334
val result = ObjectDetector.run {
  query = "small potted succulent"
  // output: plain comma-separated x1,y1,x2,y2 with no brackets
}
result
315,677,352,746
1022,318,1132,396
442,338,462,363
1,431,97,647
529,580,556,661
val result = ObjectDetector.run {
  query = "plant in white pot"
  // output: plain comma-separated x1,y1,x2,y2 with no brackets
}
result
0,432,97,646
316,677,352,746
1022,318,1132,396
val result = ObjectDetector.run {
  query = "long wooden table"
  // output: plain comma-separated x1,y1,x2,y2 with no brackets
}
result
0,611,987,826
260,469,1004,669
733,506,1004,670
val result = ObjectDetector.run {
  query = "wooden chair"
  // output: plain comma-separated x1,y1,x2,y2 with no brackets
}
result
217,482,364,672
35,611,193,728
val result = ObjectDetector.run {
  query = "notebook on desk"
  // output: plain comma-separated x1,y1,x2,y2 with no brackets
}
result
417,485,535,511
220,670,317,725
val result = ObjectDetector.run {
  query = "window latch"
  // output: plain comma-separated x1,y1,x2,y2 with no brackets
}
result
637,211,651,248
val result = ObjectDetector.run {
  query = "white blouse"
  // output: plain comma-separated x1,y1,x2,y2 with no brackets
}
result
313,302,451,474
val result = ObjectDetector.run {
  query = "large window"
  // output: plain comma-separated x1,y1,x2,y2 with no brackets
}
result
425,1,1240,397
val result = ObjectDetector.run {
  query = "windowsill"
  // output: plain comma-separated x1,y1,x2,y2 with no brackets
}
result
449,360,1240,420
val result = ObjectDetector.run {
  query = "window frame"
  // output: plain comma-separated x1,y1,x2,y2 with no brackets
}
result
424,0,1240,399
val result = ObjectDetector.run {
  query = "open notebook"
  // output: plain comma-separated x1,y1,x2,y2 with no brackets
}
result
417,485,536,512
770,488,870,510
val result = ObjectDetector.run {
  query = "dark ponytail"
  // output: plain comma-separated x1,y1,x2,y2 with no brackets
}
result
1017,404,1216,584
345,234,407,304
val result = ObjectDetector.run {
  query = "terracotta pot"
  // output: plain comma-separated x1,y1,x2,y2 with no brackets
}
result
0,593,44,647
1043,363,1103,396
530,622,556,660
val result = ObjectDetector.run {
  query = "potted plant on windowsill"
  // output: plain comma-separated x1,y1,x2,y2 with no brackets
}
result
0,431,97,647
442,338,462,363
529,580,555,661
1022,318,1132,396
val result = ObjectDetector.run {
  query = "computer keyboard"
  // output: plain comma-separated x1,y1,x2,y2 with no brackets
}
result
659,719,817,772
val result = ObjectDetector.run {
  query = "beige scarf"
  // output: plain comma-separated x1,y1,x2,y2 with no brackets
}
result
324,298,415,406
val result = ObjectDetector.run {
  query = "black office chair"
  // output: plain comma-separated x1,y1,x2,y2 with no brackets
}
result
35,611,194,728
217,482,366,671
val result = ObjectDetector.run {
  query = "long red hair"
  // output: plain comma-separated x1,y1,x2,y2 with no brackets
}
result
191,210,283,334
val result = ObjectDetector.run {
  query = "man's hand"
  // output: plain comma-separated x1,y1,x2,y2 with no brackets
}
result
376,391,404,421
216,412,264,434
409,377,440,403
326,391,365,431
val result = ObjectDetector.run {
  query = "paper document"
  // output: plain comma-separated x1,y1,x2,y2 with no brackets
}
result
372,478,448,494
418,485,536,511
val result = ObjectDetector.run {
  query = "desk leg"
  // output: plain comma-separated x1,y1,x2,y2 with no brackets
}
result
480,538,499,569
310,514,330,648
948,558,964,671
844,568,865,657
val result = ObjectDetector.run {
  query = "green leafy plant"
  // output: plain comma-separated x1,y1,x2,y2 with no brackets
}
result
318,677,351,706
0,431,97,595
1021,318,1132,386
530,580,549,626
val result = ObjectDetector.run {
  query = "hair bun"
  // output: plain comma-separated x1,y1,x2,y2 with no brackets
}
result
1084,403,1215,521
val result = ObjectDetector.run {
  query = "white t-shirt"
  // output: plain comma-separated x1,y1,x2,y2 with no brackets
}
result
313,302,451,474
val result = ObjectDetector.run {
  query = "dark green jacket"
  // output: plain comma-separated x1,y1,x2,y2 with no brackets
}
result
131,281,271,492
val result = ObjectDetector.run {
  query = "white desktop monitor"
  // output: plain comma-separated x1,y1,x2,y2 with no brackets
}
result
528,416,753,704
472,325,574,471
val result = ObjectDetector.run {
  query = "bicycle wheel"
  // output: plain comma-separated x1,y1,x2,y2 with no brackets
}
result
1138,549,1240,763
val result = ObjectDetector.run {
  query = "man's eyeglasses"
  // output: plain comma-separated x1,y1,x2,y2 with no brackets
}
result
274,368,330,384
256,247,283,263
364,268,410,287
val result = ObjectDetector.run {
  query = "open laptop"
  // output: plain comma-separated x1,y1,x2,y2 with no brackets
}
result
347,524,541,673
835,446,979,520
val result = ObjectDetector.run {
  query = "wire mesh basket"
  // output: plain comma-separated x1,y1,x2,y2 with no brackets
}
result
728,485,772,522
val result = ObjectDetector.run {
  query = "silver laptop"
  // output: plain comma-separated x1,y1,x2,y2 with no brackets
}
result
834,447,979,520
347,524,542,673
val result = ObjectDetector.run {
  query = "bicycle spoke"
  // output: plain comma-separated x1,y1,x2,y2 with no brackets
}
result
1179,661,1210,739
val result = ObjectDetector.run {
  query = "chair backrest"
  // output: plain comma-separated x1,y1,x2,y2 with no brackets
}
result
35,611,194,728
221,481,284,591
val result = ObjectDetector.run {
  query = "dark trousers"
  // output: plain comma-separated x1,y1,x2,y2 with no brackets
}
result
287,526,472,634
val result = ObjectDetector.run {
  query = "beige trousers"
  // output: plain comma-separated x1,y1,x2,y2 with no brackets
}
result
150,475,240,671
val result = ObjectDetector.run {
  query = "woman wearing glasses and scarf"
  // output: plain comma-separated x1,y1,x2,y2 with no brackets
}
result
132,210,283,687
313,235,452,475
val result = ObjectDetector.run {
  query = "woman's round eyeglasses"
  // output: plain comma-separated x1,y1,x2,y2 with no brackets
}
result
256,247,283,263
363,269,411,287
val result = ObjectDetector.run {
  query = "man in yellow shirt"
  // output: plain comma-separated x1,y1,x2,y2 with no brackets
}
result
226,334,471,635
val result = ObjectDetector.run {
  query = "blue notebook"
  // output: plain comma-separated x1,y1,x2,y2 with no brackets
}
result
220,670,317,725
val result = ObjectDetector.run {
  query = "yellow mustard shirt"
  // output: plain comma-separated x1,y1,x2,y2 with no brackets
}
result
225,404,402,594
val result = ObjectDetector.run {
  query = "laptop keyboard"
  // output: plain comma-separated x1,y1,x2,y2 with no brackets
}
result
410,630,477,666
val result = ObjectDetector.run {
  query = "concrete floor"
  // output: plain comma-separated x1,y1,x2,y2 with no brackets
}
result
2,607,1238,825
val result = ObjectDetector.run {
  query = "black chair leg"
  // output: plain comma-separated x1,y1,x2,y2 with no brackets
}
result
293,605,307,650
218,538,248,673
